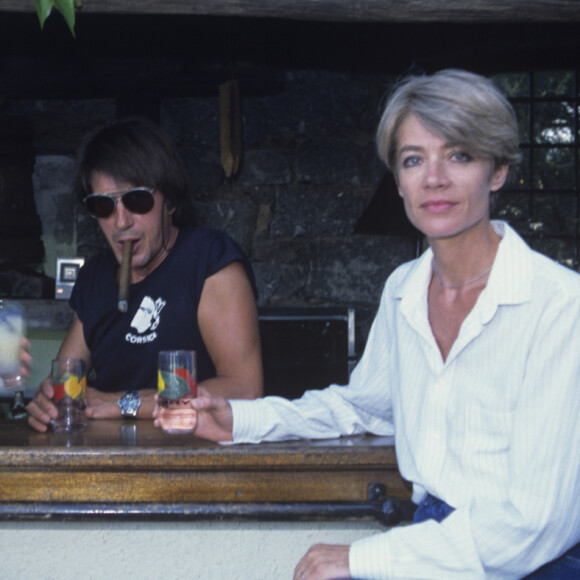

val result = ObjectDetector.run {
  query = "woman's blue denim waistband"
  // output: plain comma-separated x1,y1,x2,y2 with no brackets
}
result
413,493,455,524
412,493,580,578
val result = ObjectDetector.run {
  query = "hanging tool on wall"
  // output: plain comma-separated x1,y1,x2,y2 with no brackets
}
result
219,79,242,178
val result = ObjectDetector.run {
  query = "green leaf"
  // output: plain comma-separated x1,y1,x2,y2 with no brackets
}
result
33,0,54,30
33,0,81,37
53,0,77,36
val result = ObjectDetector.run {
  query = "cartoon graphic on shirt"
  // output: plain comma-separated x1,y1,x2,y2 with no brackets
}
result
125,296,166,344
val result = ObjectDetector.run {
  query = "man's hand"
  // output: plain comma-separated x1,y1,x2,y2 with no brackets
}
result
27,377,57,432
153,387,234,442
85,387,121,419
28,383,122,430
293,544,351,580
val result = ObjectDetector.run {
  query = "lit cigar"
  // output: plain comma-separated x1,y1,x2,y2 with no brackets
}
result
118,241,133,313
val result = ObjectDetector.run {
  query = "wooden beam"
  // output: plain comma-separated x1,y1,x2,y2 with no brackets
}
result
0,420,409,505
0,0,579,23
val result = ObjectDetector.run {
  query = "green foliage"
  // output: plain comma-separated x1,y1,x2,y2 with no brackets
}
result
33,0,82,37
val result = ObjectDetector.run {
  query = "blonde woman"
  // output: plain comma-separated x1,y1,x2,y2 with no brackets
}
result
169,70,580,579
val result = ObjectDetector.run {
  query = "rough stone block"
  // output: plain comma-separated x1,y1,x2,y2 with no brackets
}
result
297,138,370,186
242,70,375,145
305,236,416,306
252,261,308,305
270,186,364,238
179,146,223,198
6,100,115,153
76,212,108,259
250,235,417,311
162,98,219,149
239,149,293,186
193,200,259,254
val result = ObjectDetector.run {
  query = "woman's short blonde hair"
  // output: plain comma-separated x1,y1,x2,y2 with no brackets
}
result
376,69,521,179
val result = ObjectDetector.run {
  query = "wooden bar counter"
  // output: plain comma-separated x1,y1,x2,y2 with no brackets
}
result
0,419,410,522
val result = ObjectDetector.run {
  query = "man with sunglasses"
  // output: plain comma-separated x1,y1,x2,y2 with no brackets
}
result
27,118,263,431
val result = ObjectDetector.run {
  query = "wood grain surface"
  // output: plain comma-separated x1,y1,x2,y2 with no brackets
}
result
0,419,409,503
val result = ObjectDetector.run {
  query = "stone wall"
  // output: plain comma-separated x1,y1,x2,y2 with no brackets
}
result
21,68,419,346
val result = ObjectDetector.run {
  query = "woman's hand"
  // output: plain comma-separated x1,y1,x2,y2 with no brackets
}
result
153,387,234,442
293,544,351,580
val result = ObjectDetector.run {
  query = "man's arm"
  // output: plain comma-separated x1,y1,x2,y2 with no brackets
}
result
197,261,263,399
55,312,92,362
55,314,154,420
27,313,155,427
145,260,263,417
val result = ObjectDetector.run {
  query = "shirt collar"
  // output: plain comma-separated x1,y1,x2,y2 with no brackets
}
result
391,221,533,309
485,220,532,306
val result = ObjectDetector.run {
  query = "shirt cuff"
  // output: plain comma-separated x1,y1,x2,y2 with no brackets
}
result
229,398,266,443
350,532,391,580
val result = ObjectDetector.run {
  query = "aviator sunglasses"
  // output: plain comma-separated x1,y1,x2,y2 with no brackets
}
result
83,187,155,219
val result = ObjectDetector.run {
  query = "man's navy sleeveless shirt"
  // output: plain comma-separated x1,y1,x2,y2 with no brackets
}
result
70,227,256,392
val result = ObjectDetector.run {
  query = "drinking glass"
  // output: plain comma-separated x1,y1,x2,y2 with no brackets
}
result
50,358,88,434
0,300,26,389
157,350,197,434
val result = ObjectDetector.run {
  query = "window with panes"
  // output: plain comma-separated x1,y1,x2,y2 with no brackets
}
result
492,71,579,271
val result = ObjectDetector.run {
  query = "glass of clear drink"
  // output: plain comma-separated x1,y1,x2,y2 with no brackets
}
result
50,358,88,434
0,300,26,389
157,350,197,434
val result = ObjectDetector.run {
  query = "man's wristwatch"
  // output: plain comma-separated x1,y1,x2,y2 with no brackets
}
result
118,390,141,419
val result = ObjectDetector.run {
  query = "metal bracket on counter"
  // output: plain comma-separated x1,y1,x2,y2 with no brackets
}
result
367,482,417,525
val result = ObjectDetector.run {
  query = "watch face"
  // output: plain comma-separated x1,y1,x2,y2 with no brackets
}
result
119,391,140,417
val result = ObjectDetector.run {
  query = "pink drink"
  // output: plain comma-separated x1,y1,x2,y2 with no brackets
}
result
157,351,197,435
158,395,196,434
